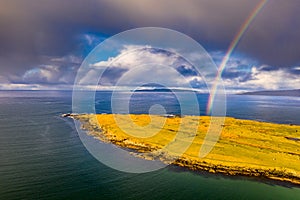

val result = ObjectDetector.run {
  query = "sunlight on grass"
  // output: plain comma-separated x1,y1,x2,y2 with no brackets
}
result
75,114,300,184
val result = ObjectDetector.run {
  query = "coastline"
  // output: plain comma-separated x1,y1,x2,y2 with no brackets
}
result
65,113,300,185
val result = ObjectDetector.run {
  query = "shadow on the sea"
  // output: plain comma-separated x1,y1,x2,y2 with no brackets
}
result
166,164,300,189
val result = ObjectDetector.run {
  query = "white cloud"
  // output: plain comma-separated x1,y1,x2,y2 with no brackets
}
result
223,66,300,91
23,65,60,83
51,54,82,64
82,34,107,47
92,45,178,69
293,66,300,71
79,45,205,88
22,64,77,85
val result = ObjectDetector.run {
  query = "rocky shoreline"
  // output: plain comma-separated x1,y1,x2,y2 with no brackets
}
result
174,158,300,185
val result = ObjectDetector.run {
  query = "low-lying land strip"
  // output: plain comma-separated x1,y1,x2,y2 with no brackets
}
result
66,113,300,185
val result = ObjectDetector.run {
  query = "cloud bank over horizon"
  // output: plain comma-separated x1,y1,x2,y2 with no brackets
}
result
2,44,299,93
0,0,299,92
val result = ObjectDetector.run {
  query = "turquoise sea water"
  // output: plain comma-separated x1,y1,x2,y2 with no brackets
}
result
0,90,300,200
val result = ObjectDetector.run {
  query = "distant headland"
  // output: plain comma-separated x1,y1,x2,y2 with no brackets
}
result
132,88,199,93
238,89,300,97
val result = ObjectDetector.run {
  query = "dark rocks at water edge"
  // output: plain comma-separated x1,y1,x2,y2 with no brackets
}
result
61,113,80,118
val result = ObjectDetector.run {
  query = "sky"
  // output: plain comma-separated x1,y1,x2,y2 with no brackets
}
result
0,0,299,92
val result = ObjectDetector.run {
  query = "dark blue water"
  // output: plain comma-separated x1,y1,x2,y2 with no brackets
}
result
95,91,300,124
0,90,300,200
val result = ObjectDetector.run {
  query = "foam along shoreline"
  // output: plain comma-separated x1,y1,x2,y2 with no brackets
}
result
64,113,300,185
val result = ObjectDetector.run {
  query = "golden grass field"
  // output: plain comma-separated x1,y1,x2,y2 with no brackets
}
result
72,113,300,184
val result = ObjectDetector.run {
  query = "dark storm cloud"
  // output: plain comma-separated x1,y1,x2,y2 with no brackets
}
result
99,67,129,86
221,63,254,83
288,67,300,76
176,65,198,77
97,0,300,67
257,65,278,71
237,0,300,67
0,0,114,77
0,0,299,87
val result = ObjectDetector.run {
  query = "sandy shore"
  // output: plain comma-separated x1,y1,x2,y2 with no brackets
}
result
65,113,300,185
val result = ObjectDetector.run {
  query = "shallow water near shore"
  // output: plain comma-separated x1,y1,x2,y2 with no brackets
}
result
1,90,300,199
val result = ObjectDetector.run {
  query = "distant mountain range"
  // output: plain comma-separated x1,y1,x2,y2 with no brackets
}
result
133,88,198,92
132,88,300,97
239,89,300,97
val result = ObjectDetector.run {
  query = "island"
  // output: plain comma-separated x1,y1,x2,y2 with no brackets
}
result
132,88,200,93
66,113,300,185
238,89,300,97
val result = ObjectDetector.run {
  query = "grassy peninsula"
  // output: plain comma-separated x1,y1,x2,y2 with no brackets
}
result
69,113,300,185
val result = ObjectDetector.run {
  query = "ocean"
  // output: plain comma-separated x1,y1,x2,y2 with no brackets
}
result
0,90,300,200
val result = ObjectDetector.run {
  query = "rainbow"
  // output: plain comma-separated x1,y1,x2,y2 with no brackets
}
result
207,0,268,114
